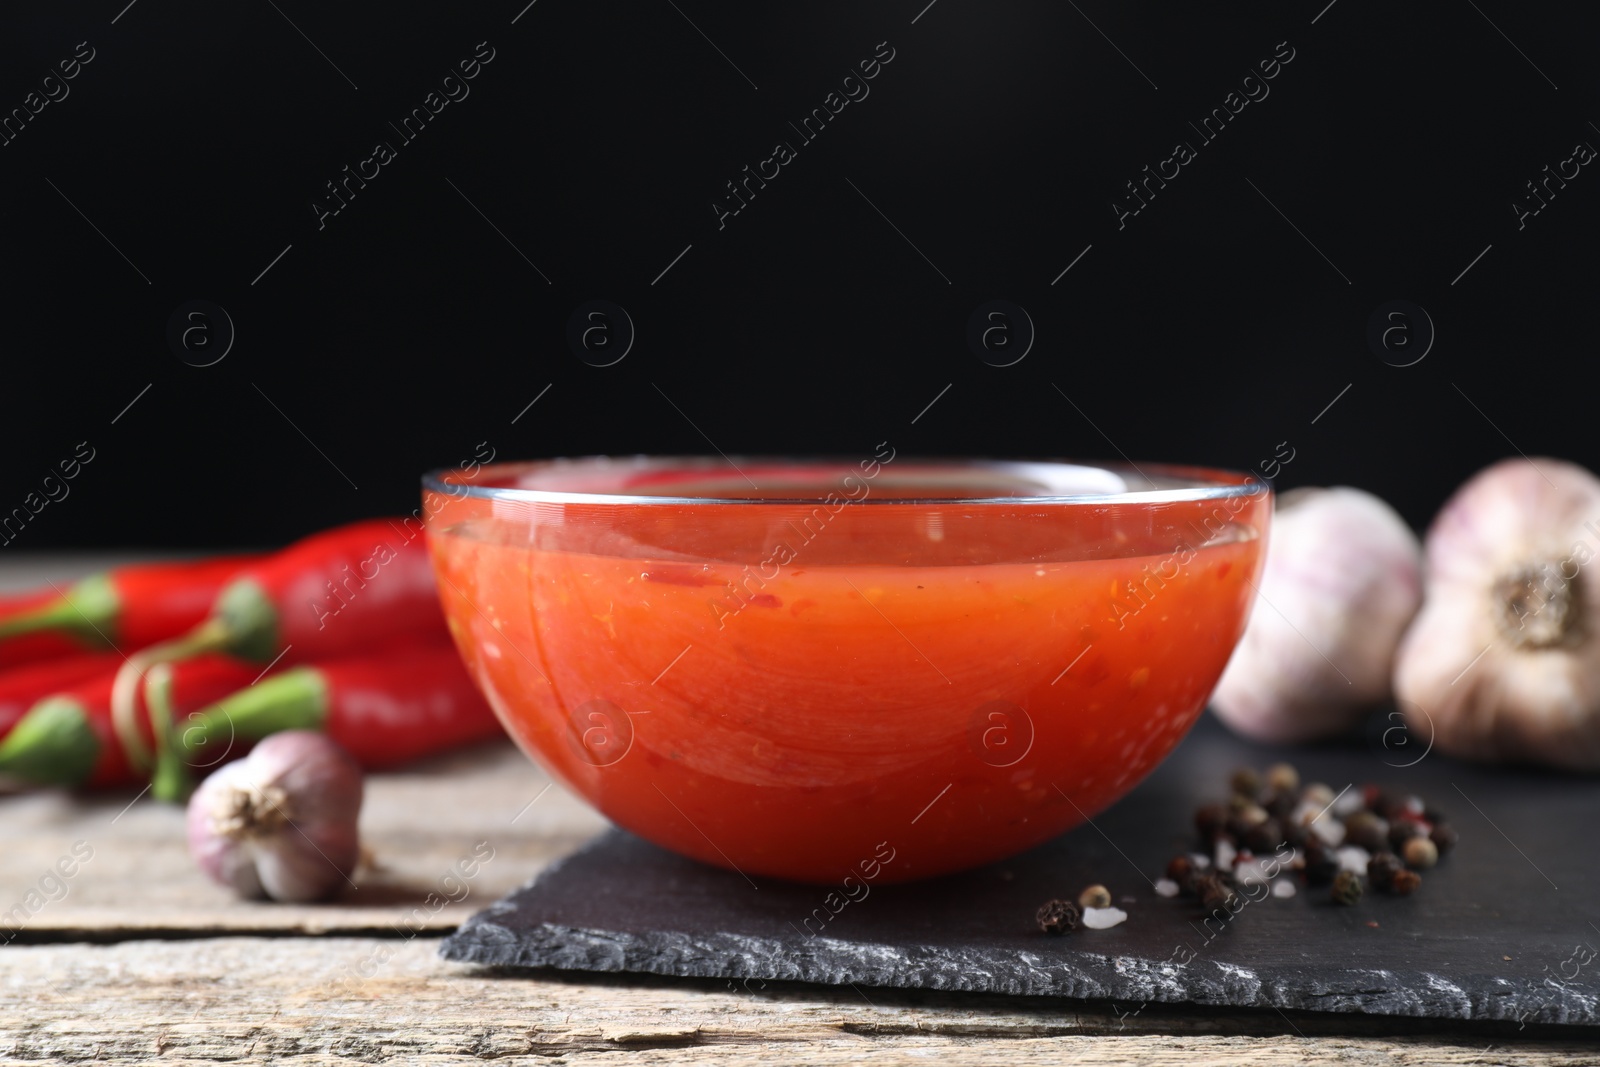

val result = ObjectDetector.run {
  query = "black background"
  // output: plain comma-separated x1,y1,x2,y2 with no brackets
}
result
2,0,1593,548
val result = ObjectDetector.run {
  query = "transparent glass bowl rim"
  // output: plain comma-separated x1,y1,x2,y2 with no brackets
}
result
421,456,1269,507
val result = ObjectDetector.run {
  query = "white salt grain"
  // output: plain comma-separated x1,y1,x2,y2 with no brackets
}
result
1272,879,1296,899
1189,852,1212,870
1214,839,1238,871
1309,817,1346,847
1333,788,1364,818
1336,845,1371,876
1154,878,1180,898
1233,857,1274,886
1081,906,1128,930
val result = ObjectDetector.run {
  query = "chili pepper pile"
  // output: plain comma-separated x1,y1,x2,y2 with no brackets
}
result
0,520,503,800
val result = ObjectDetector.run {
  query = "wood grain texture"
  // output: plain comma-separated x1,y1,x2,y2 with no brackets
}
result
0,938,1591,1065
1,742,606,937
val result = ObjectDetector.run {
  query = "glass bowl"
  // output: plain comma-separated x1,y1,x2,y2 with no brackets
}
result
422,456,1269,884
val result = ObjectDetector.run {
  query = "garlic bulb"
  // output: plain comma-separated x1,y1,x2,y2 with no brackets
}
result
187,731,363,902
1211,487,1423,743
1395,458,1600,769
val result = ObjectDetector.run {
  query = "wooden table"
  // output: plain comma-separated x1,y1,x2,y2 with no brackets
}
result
0,558,1589,1064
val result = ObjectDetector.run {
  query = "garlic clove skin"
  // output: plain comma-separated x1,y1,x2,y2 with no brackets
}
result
1394,458,1600,769
187,730,363,902
1211,487,1423,744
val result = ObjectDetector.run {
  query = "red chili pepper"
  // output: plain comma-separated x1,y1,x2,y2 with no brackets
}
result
0,590,83,667
0,554,262,664
111,520,445,770
0,654,126,737
158,645,502,800
0,655,265,790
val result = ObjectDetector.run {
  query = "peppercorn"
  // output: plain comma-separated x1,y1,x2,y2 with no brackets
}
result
1402,836,1438,870
1389,869,1422,895
1078,884,1112,909
1367,850,1403,891
1194,872,1239,914
1361,784,1387,813
1266,763,1300,796
1301,782,1336,811
1230,767,1262,800
1388,819,1425,849
1244,818,1283,854
1228,803,1271,840
1343,811,1389,852
1195,802,1228,842
1429,822,1458,855
1165,854,1196,892
1036,899,1082,934
1260,789,1295,821
1302,840,1338,885
1331,870,1363,905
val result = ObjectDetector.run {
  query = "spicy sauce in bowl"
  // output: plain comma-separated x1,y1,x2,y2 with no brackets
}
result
424,457,1268,884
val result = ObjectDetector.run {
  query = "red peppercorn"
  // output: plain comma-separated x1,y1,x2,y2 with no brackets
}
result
1390,869,1422,895
1166,855,1197,893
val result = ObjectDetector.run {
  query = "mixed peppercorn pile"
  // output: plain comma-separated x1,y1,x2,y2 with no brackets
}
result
1038,761,1459,934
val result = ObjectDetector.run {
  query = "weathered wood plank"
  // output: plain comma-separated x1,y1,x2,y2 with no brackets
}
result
1,743,607,937
0,938,1590,1065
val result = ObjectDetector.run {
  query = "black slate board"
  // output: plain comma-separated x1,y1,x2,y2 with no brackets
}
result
442,714,1600,1025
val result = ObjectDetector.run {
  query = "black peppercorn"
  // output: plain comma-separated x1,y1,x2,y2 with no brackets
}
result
1194,872,1239,914
1389,869,1422,895
1195,803,1228,842
1036,899,1082,935
1331,870,1363,905
1388,819,1425,849
1343,811,1389,852
1265,762,1300,796
1259,791,1292,821
1228,803,1271,840
1230,767,1262,800
1367,851,1403,891
1244,818,1283,853
1429,822,1458,855
1302,840,1338,885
